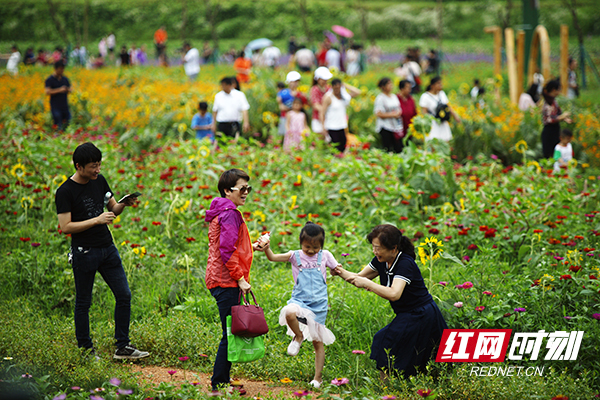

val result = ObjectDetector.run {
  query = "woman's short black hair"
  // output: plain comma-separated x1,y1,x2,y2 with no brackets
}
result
72,142,102,170
378,77,391,89
220,76,233,85
367,224,416,259
299,221,325,247
218,169,250,197
331,78,342,86
399,79,410,90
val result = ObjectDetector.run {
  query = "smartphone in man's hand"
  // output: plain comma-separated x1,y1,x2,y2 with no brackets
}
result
118,192,142,203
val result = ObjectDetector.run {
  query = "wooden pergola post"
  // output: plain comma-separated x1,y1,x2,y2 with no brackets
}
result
505,28,518,104
560,24,569,96
527,25,551,86
516,30,525,98
484,26,502,76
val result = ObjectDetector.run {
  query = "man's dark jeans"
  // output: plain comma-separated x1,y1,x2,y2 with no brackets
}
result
209,286,240,390
51,108,71,131
72,244,131,349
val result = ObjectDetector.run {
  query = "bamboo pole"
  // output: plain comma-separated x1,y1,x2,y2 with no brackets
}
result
505,28,518,104
484,26,502,76
516,30,525,99
560,24,569,96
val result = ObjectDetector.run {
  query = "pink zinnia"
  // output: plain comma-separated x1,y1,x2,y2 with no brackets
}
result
476,306,485,312
352,350,365,354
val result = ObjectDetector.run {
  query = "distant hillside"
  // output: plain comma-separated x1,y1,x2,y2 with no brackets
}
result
1,0,598,44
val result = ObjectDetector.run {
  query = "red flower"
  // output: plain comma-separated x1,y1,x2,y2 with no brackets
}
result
293,182,302,187
533,229,543,233
203,195,213,200
400,200,410,205
429,193,440,199
399,216,408,221
475,306,485,312
261,180,272,187
152,221,162,226
458,229,469,236
417,389,434,398
297,214,307,218
331,212,341,216
583,247,596,252
559,274,572,280
468,244,478,250
589,274,597,280
479,225,488,231
484,228,497,238
19,237,31,242
428,228,440,234
568,265,581,272
186,237,196,243
551,396,569,400
142,227,148,231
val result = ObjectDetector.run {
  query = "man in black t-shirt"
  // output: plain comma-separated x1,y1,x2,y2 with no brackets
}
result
55,142,149,360
45,61,71,131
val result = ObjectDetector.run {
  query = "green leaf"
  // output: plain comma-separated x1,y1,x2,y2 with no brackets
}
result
440,252,466,267
518,245,531,260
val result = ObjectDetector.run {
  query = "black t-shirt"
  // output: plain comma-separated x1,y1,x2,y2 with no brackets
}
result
45,75,71,111
55,174,113,248
369,252,432,314
120,51,130,66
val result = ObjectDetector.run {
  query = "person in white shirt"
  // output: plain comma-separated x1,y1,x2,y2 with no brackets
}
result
518,84,539,112
107,33,116,61
212,77,250,140
182,42,200,81
325,47,341,71
321,78,361,153
553,129,574,173
374,77,403,153
470,79,480,100
419,76,461,142
295,47,315,72
262,46,281,69
7,45,21,76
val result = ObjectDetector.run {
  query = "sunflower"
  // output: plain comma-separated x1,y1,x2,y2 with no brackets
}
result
10,163,26,180
515,140,528,154
197,145,211,159
20,196,34,210
417,236,444,265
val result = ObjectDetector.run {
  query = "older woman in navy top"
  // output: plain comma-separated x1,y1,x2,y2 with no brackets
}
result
334,224,447,378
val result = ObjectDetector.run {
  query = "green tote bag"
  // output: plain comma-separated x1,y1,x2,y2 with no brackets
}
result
226,315,265,363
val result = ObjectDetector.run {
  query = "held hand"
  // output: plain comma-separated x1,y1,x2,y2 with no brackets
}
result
330,265,341,276
252,241,267,252
96,212,116,225
238,278,251,294
564,117,573,124
349,276,369,289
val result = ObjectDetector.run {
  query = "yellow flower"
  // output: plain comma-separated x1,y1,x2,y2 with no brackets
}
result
289,195,297,211
280,378,293,383
459,82,470,95
253,210,266,222
20,196,34,209
113,215,121,224
567,158,578,168
197,145,211,159
527,161,541,173
133,247,146,258
515,140,528,154
121,241,127,246
296,174,302,185
174,200,191,214
581,163,589,168
417,236,444,265
178,123,188,133
53,174,68,186
10,163,26,180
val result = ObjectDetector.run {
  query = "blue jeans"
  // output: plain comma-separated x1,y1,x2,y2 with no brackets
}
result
209,287,240,390
51,108,71,131
72,244,131,349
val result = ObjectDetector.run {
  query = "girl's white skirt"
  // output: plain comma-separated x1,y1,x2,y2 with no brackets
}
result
278,303,336,345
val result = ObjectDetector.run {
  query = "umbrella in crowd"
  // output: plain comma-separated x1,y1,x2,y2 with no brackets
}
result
247,38,273,51
323,30,338,43
331,25,354,38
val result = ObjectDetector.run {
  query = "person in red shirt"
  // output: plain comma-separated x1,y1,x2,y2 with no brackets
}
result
234,50,252,83
397,80,417,139
315,39,330,67
154,26,168,60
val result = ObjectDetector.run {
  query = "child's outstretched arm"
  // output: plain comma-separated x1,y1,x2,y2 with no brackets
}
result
262,239,292,262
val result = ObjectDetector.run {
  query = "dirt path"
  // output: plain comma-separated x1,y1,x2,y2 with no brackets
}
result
130,365,303,398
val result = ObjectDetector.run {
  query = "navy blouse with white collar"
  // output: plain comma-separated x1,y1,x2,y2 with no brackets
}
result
368,252,432,314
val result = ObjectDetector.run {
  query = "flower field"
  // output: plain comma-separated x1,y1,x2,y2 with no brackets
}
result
1,64,600,399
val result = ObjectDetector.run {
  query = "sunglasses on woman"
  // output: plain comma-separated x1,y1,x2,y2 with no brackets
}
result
230,185,253,194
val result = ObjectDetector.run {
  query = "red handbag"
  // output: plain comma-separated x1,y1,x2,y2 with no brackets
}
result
230,291,269,337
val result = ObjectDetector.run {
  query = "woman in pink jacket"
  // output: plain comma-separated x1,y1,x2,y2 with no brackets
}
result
205,168,264,396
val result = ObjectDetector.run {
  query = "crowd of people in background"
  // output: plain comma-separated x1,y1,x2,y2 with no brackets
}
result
2,27,582,166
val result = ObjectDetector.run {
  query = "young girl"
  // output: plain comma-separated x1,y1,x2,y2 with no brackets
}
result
284,98,309,151
261,222,339,388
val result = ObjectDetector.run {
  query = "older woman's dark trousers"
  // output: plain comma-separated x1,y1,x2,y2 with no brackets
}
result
210,287,241,390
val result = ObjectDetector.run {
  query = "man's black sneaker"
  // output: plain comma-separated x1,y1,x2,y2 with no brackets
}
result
113,345,150,360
